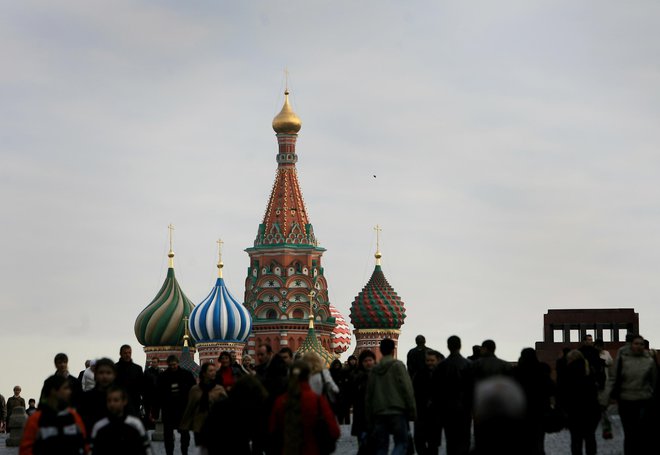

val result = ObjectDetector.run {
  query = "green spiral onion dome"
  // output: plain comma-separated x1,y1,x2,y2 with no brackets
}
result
135,267,196,347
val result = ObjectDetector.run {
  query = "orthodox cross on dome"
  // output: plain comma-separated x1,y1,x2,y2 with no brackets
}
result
374,224,383,266
168,223,175,267
284,67,289,92
216,238,224,278
308,290,316,329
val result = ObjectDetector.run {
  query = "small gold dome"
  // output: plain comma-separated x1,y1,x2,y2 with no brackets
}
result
272,90,302,134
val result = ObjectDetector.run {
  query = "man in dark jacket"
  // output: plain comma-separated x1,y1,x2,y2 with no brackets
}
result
254,343,288,454
366,338,416,455
407,334,429,380
472,339,512,383
157,355,196,455
115,344,144,417
54,352,83,408
413,350,443,455
432,335,473,455
142,357,160,429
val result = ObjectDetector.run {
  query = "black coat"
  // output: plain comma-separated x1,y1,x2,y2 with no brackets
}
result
115,360,144,413
156,367,196,424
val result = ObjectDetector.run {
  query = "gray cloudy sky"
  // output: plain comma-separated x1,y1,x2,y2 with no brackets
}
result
2,1,660,399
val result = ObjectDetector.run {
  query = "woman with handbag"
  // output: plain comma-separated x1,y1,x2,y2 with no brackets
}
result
269,360,340,455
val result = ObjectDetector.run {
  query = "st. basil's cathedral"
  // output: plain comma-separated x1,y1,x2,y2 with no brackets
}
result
134,88,407,367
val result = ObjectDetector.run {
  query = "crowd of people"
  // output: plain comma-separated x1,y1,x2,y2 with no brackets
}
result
2,333,658,455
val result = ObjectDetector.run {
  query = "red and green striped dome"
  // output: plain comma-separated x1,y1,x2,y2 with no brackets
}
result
135,268,196,347
349,265,406,330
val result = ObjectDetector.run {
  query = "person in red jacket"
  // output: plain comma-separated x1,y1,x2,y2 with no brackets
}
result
20,375,88,455
269,360,340,455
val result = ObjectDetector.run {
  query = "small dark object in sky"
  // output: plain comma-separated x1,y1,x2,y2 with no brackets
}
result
373,175,376,178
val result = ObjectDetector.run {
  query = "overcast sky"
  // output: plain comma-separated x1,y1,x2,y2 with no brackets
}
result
2,1,660,399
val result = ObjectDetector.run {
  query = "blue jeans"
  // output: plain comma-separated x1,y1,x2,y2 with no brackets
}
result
373,414,409,455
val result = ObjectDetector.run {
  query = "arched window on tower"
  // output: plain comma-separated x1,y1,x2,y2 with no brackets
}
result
266,309,277,320
292,309,304,319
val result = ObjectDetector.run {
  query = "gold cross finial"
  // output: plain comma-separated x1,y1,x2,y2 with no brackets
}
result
216,238,224,278
284,67,289,93
374,225,383,265
183,316,190,347
167,224,175,267
308,290,316,329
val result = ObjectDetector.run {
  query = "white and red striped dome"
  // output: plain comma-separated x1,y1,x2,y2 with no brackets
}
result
330,305,351,354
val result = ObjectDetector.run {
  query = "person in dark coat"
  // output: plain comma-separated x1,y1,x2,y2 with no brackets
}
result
215,351,246,392
413,349,443,455
431,335,473,455
472,339,512,383
512,348,555,455
558,350,600,455
200,375,267,455
407,334,429,380
329,358,351,424
157,355,196,455
142,357,160,429
254,343,289,454
115,344,144,417
351,350,376,454
78,358,117,436
90,385,151,455
53,352,83,408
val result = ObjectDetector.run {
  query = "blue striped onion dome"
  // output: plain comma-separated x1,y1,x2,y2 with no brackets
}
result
189,277,252,343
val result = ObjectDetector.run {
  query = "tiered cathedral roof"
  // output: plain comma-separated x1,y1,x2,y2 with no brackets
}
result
297,292,336,366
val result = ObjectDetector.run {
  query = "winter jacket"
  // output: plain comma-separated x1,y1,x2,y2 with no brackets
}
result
179,383,227,432
19,407,88,455
609,349,657,401
309,369,340,398
7,396,26,421
90,414,151,455
156,367,196,424
269,382,340,455
365,355,416,424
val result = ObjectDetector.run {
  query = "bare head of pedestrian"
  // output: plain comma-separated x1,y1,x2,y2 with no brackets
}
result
13,386,21,397
379,338,395,357
630,335,645,354
447,335,461,354
415,335,426,347
54,353,69,375
167,355,180,371
256,344,273,365
94,358,116,389
359,350,376,370
119,344,132,362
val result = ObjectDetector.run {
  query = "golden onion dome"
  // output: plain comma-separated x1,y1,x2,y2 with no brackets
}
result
272,90,302,134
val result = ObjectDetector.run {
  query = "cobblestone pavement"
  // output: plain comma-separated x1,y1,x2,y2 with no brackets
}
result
0,417,624,454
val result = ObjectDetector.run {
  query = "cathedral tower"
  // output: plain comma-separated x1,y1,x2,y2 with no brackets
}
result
244,89,336,355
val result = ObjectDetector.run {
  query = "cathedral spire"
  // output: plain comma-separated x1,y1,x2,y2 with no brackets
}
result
168,223,175,268
374,224,382,266
216,238,224,278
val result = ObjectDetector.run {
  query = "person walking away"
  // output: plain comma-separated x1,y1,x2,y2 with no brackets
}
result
269,360,340,455
472,339,512,383
512,347,555,455
90,385,151,455
20,375,88,455
351,350,376,454
200,375,267,455
609,334,657,455
0,393,6,433
303,352,340,404
366,338,416,455
558,350,600,455
157,355,196,455
407,335,429,380
7,386,26,425
431,335,473,455
254,343,289,454
115,345,144,417
329,358,351,423
180,362,227,446
413,350,443,455
81,361,96,392
78,358,117,435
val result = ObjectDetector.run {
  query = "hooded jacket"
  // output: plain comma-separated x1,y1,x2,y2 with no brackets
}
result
365,355,416,425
